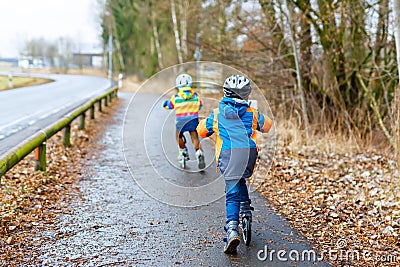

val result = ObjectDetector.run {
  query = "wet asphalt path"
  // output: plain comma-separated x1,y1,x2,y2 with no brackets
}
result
39,92,330,266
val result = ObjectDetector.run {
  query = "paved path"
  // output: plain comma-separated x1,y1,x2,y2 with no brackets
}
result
38,92,330,266
0,73,111,155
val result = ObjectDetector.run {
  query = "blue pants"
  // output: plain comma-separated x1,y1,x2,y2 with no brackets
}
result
225,178,251,223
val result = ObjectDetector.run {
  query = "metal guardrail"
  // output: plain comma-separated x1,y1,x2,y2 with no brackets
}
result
0,85,119,179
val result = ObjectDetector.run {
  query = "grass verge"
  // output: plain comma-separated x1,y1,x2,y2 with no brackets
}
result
0,76,53,91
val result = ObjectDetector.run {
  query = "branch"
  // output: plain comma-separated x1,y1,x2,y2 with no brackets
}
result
356,73,396,150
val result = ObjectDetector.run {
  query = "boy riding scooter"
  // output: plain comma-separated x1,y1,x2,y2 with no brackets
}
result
197,74,272,253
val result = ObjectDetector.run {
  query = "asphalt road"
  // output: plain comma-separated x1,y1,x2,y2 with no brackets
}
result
37,92,331,266
0,73,111,155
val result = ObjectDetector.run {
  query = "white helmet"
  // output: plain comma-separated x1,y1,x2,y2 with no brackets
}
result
176,74,192,88
223,74,251,99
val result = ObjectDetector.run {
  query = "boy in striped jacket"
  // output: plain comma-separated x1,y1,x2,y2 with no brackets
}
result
163,74,205,169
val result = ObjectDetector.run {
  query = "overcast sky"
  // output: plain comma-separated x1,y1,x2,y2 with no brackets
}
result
0,0,103,57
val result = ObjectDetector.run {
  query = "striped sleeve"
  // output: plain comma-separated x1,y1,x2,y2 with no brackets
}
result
197,93,203,110
163,95,175,110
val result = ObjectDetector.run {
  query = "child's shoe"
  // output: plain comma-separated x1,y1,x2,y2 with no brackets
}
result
223,221,240,254
178,148,190,161
195,149,205,169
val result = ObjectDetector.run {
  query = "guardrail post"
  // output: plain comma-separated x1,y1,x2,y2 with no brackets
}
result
64,124,71,147
105,96,108,107
90,105,95,120
8,73,13,88
35,142,46,172
80,113,86,130
98,99,102,112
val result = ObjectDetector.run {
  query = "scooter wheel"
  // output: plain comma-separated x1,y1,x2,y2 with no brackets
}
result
181,158,186,169
242,217,251,246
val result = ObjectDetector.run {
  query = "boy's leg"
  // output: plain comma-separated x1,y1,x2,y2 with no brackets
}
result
188,130,200,150
225,178,251,222
176,130,186,149
237,179,252,218
189,130,205,169
176,130,189,160
238,178,251,203
225,179,241,222
223,178,242,253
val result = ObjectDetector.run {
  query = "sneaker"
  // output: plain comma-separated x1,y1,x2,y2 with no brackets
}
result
178,148,190,161
223,221,240,254
195,149,205,169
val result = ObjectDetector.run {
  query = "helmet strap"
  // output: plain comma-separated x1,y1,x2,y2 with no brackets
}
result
223,88,243,99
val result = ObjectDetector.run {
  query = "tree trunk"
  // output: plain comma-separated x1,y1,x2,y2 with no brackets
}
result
376,0,389,58
299,0,312,93
283,0,310,140
114,37,126,73
151,8,164,69
393,0,400,160
394,0,400,81
259,0,288,55
171,0,183,64
372,0,391,121
217,0,226,47
153,24,164,69
179,0,188,58
110,13,125,73
213,0,228,59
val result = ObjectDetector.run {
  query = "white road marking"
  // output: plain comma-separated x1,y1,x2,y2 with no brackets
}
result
0,74,111,141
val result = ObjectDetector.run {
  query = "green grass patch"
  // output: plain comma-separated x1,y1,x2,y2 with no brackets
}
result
0,75,53,91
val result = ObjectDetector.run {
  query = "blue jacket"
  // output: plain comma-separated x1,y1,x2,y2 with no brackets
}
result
197,97,272,179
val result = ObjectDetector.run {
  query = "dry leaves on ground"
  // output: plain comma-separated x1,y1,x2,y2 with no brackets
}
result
257,146,399,266
0,100,119,265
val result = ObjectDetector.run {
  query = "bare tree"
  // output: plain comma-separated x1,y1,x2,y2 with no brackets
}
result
103,0,400,153
394,0,400,82
393,0,400,159
179,0,188,58
109,12,125,73
151,7,164,69
171,0,183,64
282,0,310,140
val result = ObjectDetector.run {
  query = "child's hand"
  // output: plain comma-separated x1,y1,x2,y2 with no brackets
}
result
263,116,273,133
197,118,210,138
163,100,171,110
